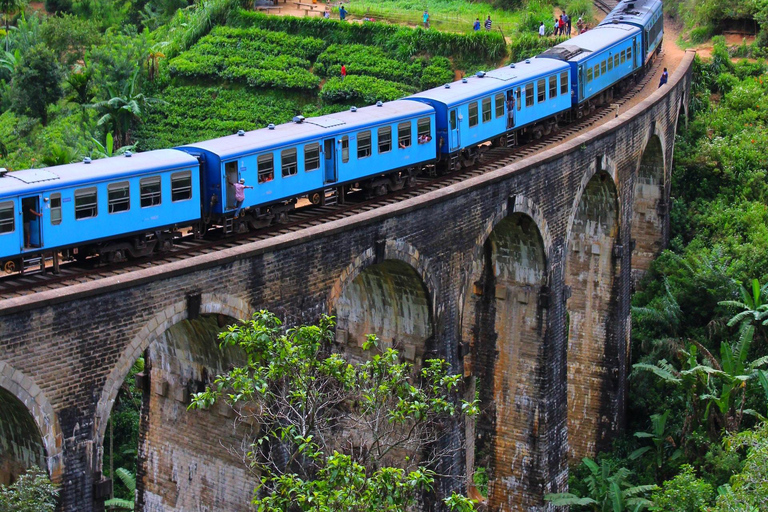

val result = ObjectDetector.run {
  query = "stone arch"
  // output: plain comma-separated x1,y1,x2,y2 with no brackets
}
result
94,293,252,448
0,362,63,482
564,168,620,462
631,130,666,281
460,210,549,510
331,253,434,366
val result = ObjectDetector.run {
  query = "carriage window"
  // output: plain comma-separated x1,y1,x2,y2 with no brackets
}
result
594,64,600,78
587,68,593,82
75,187,97,219
560,72,569,94
627,46,632,62
537,79,546,103
417,117,431,142
450,110,457,129
495,93,505,118
50,193,61,225
601,60,607,74
608,56,613,71
0,201,13,233
281,148,298,177
516,88,521,110
378,127,391,153
140,177,161,208
525,83,534,107
549,75,557,98
621,50,626,63
171,171,192,201
341,136,349,163
258,154,274,183
468,103,478,127
357,131,372,159
305,143,320,171
108,182,130,213
398,122,411,148
482,97,492,122
614,54,620,68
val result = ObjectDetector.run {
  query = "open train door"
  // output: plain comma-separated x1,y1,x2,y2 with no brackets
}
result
324,138,337,183
21,195,42,250
449,109,460,151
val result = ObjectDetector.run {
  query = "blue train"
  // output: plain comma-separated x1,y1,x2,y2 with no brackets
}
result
0,0,662,274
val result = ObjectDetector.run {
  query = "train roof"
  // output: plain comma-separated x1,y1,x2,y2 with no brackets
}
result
179,100,434,160
600,0,663,27
405,57,570,107
0,149,199,197
538,24,641,63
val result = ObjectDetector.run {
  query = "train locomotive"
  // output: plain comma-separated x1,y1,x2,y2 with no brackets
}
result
0,0,662,274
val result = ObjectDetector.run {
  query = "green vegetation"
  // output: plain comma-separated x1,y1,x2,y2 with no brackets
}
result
189,311,479,511
0,466,58,512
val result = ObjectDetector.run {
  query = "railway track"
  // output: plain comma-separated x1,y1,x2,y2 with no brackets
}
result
0,54,663,301
594,0,618,15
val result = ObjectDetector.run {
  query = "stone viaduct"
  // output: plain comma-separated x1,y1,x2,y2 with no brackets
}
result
0,52,694,511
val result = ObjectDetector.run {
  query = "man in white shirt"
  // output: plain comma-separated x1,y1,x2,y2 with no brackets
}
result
539,21,546,37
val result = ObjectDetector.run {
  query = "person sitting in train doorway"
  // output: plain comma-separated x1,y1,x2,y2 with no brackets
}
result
232,178,253,218
658,68,669,88
23,205,42,248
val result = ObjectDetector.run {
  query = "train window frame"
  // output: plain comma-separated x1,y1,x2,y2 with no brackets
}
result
468,102,479,127
525,83,534,107
417,118,431,142
398,122,411,148
560,72,568,95
601,60,607,75
171,171,193,202
304,143,320,171
614,54,620,68
378,126,392,154
537,79,546,103
357,131,372,159
258,154,275,183
594,64,600,78
481,97,492,122
75,187,98,220
0,201,14,234
140,176,162,208
341,136,350,163
621,50,626,63
549,75,557,98
281,148,298,177
108,181,131,213
449,110,457,130
587,67,593,82
516,88,521,110
495,93,504,118
607,55,613,71
627,46,632,62
50,193,61,226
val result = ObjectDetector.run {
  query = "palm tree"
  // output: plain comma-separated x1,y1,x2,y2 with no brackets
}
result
88,67,161,148
0,0,25,51
65,65,95,136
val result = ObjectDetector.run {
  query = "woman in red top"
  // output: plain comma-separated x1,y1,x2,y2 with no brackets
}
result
341,64,347,80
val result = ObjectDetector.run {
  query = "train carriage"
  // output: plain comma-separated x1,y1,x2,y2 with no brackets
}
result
177,100,436,228
600,0,664,65
404,58,571,168
0,149,202,272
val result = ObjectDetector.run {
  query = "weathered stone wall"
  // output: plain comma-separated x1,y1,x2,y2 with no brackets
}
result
0,51,694,512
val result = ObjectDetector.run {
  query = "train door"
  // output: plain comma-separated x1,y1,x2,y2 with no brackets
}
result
449,109,460,151
21,195,42,250
633,37,638,68
324,139,337,183
224,160,238,209
578,65,585,100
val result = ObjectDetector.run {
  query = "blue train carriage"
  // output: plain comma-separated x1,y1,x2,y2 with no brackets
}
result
177,100,436,232
538,24,642,114
0,149,201,273
404,57,571,170
600,0,664,66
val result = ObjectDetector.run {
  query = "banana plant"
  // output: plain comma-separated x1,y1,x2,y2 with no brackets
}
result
91,133,136,159
633,410,682,483
104,467,135,511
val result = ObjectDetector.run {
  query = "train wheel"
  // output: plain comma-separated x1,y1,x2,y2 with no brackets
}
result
376,185,388,196
310,192,322,205
3,260,15,274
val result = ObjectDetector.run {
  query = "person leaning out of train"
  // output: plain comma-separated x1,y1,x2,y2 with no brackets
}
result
232,178,253,217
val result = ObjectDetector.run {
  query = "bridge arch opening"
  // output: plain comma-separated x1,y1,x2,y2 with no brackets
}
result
631,134,665,281
461,212,547,509
565,170,620,462
334,259,433,365
0,386,48,486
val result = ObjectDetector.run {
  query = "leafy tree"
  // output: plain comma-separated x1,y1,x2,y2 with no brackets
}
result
10,43,63,126
189,311,478,511
544,458,656,511
713,421,768,511
65,65,95,134
0,466,58,512
0,0,26,51
650,465,714,512
41,14,102,65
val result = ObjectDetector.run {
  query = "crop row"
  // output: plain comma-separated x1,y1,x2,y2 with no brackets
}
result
319,76,417,105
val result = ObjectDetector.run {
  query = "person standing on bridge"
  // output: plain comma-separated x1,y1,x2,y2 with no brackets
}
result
658,67,668,88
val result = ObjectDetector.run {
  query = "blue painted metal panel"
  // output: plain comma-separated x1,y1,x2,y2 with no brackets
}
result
600,0,663,64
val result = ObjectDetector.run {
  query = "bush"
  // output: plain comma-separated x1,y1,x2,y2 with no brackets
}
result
508,33,569,62
314,44,421,85
319,76,416,105
0,466,58,512
650,465,714,512
420,56,455,89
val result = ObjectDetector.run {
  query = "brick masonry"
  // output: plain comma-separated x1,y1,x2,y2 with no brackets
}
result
0,51,694,512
